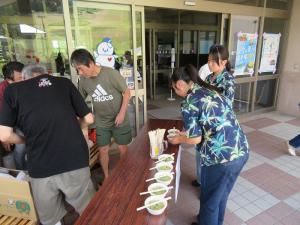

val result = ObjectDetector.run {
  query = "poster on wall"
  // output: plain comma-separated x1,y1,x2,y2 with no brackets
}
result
259,33,281,74
234,32,258,76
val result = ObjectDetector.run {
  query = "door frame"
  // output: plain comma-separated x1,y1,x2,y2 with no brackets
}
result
63,0,147,134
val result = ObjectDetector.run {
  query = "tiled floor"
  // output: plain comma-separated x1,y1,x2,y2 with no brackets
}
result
160,110,300,225
68,101,300,225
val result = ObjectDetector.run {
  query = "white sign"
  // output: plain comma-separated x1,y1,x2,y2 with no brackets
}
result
259,33,281,74
119,67,133,78
175,145,182,203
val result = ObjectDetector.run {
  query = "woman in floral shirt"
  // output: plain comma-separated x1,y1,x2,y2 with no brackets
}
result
205,44,235,107
193,45,235,188
168,64,249,225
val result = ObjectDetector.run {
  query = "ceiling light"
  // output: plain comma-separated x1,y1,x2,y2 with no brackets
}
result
19,24,45,34
184,1,196,6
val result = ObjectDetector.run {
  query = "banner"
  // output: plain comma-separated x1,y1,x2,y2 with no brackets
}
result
234,32,258,76
175,145,182,203
259,33,281,74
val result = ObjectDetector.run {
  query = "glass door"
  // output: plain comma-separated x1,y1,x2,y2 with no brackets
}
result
148,29,177,99
134,6,147,130
66,1,146,134
179,30,198,68
197,30,217,68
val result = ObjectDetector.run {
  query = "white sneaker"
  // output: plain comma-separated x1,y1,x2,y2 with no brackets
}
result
55,221,62,225
286,141,296,156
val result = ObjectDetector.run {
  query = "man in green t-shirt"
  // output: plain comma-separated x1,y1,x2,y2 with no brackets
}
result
71,49,132,180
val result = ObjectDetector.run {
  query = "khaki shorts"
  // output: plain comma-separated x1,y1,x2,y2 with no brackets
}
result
30,167,95,225
96,125,132,147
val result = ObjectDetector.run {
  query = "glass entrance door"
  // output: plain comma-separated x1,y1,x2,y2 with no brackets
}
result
66,1,146,134
147,29,177,99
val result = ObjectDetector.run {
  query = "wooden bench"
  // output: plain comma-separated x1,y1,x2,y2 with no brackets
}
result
89,145,99,168
0,215,36,225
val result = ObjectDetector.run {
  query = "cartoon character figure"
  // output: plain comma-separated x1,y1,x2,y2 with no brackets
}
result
94,38,117,68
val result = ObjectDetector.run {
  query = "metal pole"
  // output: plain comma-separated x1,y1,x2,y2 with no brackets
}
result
167,48,176,101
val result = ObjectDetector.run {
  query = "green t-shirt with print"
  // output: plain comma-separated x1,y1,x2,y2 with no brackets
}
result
79,66,129,128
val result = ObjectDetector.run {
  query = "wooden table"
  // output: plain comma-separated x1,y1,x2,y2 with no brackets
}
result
76,119,183,225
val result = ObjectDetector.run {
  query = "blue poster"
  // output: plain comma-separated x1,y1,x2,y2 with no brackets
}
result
234,32,258,76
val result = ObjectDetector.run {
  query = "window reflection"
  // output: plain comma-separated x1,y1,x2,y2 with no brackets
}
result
0,0,68,77
259,18,286,76
204,0,264,7
230,15,259,77
255,79,277,109
266,0,291,10
234,82,252,114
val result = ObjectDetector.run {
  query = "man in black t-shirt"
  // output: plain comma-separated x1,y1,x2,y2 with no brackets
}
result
0,64,95,225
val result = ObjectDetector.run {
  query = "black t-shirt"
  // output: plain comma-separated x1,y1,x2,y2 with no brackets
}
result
0,74,90,178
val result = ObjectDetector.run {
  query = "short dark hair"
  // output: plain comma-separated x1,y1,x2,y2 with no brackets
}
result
70,49,95,67
2,61,24,80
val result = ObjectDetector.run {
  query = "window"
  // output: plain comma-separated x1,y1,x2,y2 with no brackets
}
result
70,2,132,58
180,11,218,25
266,0,291,10
259,18,287,76
234,82,253,114
145,8,178,25
229,15,259,77
0,0,68,76
179,30,198,67
204,0,264,7
255,79,277,109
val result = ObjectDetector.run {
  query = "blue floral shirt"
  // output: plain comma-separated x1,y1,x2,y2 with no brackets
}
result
205,70,235,107
181,83,249,167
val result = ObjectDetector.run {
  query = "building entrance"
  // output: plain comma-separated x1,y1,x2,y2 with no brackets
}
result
145,7,221,100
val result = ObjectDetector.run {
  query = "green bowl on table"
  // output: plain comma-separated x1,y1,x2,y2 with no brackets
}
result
158,154,174,163
155,162,173,173
148,182,169,198
154,171,173,185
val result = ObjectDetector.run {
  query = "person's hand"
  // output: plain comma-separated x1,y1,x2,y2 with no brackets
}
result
167,135,184,145
179,130,186,136
2,142,12,151
115,112,125,126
